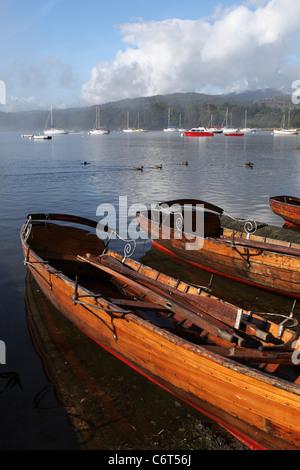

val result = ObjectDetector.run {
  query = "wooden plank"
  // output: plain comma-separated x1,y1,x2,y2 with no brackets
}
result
137,214,300,296
203,345,298,364
100,253,272,344
78,254,247,347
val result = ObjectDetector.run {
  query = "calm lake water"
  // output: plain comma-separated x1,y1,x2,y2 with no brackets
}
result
1,129,300,450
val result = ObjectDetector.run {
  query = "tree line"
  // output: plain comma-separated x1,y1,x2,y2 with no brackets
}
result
1,92,300,131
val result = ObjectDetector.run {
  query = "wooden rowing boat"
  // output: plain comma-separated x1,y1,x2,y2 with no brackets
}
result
25,270,247,450
21,213,300,450
136,199,300,299
269,195,300,228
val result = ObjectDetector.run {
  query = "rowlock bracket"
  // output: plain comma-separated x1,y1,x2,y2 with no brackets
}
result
71,276,131,341
230,233,263,267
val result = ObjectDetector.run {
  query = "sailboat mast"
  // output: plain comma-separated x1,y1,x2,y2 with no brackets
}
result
282,96,286,128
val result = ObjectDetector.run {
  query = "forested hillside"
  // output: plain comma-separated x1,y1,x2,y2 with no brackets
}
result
1,89,299,131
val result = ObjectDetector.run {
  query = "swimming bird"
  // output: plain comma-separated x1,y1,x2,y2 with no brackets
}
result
244,162,254,168
152,164,162,169
132,166,144,171
81,161,90,165
181,161,188,166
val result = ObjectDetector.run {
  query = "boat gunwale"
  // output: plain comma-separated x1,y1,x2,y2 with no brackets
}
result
136,204,300,255
136,207,300,297
269,195,300,228
269,195,300,208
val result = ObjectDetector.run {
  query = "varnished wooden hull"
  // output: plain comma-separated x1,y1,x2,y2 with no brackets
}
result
269,195,300,228
21,215,300,450
137,210,300,299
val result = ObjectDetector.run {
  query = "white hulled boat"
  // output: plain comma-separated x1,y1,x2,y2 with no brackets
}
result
163,108,178,132
123,111,135,132
89,106,110,135
123,112,148,133
240,110,257,133
32,135,52,140
132,112,148,132
207,126,223,134
207,112,223,134
44,106,68,135
273,128,298,135
273,98,298,135
221,108,242,134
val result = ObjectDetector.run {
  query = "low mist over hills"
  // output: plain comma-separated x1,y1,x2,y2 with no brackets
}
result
1,89,298,132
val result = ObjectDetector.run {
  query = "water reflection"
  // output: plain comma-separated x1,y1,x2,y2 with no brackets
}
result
0,372,23,393
72,131,300,227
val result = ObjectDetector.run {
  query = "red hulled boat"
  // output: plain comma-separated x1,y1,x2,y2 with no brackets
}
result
184,127,214,137
269,195,300,228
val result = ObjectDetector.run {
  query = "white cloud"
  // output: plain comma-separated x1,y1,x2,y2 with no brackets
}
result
0,81,6,105
81,0,300,104
4,55,78,111
11,55,74,91
7,95,47,111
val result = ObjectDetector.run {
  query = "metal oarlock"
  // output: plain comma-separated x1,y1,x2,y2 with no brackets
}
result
103,227,136,261
71,276,130,341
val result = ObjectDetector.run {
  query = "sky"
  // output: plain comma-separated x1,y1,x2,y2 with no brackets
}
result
1,0,300,111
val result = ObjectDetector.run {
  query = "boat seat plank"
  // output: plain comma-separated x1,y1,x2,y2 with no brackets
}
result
203,345,298,365
105,251,277,345
78,253,248,347
106,297,169,310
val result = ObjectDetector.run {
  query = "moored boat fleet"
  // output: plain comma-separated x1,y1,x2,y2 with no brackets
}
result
21,195,300,450
20,103,299,138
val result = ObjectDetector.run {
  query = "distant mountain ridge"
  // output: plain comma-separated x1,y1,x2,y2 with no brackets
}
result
222,88,285,101
0,88,296,131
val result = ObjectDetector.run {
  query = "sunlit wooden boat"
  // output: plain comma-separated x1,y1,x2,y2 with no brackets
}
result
20,213,300,450
136,199,300,299
25,271,157,450
269,195,300,228
26,269,239,450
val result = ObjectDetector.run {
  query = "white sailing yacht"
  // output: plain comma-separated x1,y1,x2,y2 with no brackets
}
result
163,108,178,132
240,110,256,133
123,112,147,133
89,106,110,134
123,111,135,132
44,106,68,135
273,97,298,135
178,113,187,132
222,108,239,134
132,112,148,133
